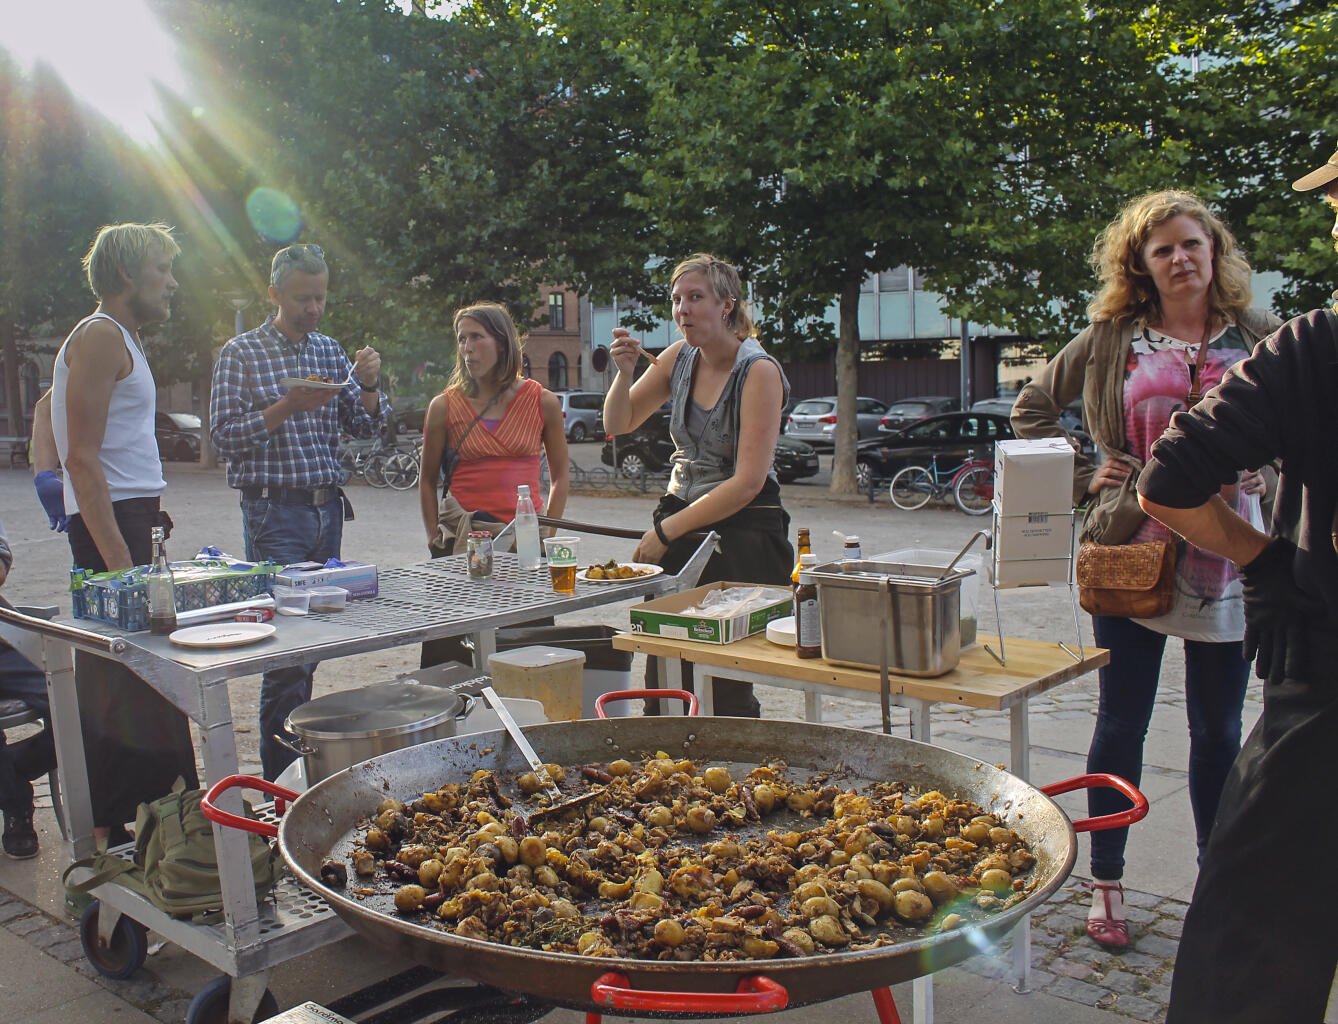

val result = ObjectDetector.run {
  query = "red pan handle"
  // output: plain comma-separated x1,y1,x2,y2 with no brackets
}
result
589,971,788,1014
201,774,299,838
594,688,699,719
1040,773,1149,833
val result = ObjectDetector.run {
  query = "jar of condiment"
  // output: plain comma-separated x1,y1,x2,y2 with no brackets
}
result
467,532,494,580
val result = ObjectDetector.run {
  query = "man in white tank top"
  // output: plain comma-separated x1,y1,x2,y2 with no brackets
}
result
49,224,199,842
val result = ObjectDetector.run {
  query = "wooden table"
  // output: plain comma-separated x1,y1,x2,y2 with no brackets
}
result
613,631,1109,1023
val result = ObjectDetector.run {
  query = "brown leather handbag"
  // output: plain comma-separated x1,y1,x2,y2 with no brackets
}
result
1075,539,1177,618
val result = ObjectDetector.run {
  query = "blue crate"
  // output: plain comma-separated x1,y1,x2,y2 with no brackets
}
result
71,559,278,632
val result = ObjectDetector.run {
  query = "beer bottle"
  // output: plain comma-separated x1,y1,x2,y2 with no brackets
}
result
791,527,812,584
146,526,178,635
794,553,821,659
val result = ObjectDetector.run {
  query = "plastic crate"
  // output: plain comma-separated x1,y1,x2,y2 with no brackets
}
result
71,558,278,632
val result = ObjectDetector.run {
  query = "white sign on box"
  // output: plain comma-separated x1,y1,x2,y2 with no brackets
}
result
994,437,1075,517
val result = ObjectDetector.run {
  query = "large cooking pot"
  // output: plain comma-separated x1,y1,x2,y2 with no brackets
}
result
207,712,1144,1014
279,680,474,784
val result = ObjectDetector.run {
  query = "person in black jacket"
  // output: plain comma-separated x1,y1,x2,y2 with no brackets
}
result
1137,145,1338,1024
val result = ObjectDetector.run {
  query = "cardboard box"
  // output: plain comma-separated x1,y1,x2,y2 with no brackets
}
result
991,555,1073,587
993,507,1075,561
994,438,1075,516
629,582,792,644
276,560,379,599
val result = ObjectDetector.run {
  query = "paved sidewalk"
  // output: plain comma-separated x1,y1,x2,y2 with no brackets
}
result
0,463,1279,1022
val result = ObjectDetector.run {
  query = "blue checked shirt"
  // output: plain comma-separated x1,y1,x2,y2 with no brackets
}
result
209,316,389,489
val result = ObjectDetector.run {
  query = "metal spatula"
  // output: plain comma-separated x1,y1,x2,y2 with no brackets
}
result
479,686,605,823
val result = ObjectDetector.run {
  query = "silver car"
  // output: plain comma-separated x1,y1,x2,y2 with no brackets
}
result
784,396,889,449
554,390,605,443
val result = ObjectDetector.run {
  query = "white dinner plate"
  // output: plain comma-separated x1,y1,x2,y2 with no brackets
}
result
575,563,664,584
279,377,347,392
169,622,277,649
765,615,797,646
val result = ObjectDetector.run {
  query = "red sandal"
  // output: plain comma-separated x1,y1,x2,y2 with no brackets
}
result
1085,881,1130,950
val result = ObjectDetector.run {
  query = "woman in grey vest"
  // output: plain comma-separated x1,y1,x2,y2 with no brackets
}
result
603,253,793,717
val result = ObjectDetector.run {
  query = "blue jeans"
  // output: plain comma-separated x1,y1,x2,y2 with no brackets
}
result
1088,615,1249,880
0,644,53,815
242,496,344,781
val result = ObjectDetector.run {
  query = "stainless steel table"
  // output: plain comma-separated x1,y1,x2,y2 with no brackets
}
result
0,538,715,1024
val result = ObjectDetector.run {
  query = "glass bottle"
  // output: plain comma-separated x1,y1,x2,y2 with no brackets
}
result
514,485,542,571
791,527,812,584
146,526,177,635
794,553,821,659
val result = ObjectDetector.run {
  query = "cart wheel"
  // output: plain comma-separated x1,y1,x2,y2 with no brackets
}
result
78,900,148,980
185,976,280,1024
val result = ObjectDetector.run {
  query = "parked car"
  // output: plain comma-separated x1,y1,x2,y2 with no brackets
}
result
877,395,960,433
854,411,1014,492
155,411,201,462
970,396,1093,456
602,409,820,483
554,390,605,442
784,395,889,448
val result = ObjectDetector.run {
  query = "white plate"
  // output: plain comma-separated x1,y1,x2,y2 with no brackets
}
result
575,563,664,584
169,622,277,649
766,615,797,646
279,376,347,392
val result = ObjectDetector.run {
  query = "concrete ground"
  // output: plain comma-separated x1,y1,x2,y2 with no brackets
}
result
0,453,1305,1023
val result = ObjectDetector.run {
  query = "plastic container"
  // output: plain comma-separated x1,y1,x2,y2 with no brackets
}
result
273,586,311,616
307,586,349,613
871,547,981,647
492,625,634,718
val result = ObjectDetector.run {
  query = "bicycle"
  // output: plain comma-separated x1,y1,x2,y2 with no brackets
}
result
363,442,420,490
889,450,994,515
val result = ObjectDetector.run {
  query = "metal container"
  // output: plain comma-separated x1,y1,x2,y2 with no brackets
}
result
281,680,474,784
810,559,972,676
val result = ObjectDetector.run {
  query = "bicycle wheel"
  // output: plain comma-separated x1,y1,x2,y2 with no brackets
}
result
889,466,933,510
385,452,420,490
362,454,390,488
953,465,994,515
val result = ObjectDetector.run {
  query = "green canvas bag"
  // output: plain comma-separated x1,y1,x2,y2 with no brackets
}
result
63,778,280,922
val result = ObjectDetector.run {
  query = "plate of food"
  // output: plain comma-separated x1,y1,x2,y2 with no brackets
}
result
279,374,348,391
576,561,663,584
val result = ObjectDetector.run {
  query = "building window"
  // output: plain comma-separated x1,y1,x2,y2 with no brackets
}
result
548,352,569,391
878,267,911,292
548,292,566,331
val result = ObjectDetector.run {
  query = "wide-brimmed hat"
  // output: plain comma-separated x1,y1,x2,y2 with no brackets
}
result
1293,147,1338,192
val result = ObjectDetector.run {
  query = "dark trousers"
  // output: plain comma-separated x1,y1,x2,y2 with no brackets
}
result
241,495,344,781
68,498,198,827
1167,627,1338,1023
0,643,54,816
647,491,793,718
1087,615,1249,879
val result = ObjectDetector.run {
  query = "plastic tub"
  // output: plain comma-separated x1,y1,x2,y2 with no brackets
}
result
871,547,981,647
307,586,349,613
273,586,311,616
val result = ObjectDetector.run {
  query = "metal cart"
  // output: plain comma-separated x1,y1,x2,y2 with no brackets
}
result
0,537,715,1024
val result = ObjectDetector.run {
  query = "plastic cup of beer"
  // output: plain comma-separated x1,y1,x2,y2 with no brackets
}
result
543,536,579,595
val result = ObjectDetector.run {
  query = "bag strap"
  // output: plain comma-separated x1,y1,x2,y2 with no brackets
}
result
62,854,137,895
439,387,508,495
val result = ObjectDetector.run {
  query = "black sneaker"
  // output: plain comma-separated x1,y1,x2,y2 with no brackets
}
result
2,810,38,859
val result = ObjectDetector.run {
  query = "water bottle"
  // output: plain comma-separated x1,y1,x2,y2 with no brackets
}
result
514,485,542,570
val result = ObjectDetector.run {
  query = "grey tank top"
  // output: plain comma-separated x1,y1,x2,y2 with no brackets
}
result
666,338,790,502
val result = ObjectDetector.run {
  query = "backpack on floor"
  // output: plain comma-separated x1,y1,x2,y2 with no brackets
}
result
63,777,279,922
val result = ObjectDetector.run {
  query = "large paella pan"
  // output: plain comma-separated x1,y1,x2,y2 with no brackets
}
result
206,704,1144,1014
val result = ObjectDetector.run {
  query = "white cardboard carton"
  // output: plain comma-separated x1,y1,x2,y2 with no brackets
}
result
994,438,1075,516
992,555,1073,587
993,507,1076,561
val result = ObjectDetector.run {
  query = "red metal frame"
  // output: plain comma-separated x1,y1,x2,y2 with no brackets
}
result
1040,772,1149,833
583,974,904,1024
594,688,698,719
200,775,298,838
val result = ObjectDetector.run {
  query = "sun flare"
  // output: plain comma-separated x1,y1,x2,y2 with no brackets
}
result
0,0,186,142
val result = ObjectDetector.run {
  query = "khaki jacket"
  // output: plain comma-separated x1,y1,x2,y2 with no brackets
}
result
1011,308,1282,544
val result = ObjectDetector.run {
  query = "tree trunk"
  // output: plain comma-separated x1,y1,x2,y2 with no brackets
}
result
829,279,861,495
1,323,24,437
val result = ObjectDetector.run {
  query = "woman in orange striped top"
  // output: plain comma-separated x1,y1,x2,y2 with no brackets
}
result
418,303,569,542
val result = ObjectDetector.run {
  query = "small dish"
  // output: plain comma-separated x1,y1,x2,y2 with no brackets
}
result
307,586,348,612
273,587,311,616
279,376,350,392
169,622,277,648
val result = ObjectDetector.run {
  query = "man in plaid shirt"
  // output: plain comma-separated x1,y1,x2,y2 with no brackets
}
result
210,243,389,780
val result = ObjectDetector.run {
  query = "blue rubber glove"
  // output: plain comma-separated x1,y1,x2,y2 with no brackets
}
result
33,470,70,532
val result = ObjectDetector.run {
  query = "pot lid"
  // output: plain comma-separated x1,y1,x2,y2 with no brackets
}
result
286,681,468,740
